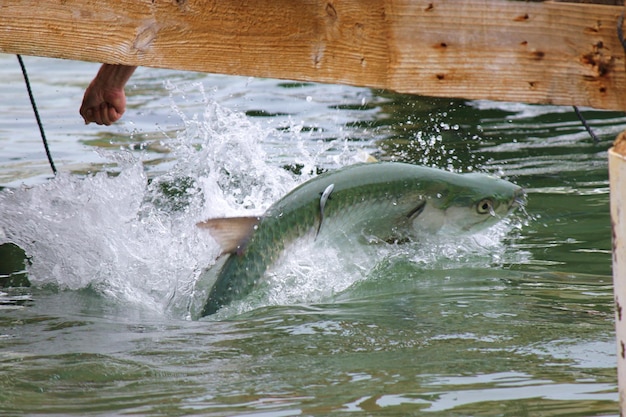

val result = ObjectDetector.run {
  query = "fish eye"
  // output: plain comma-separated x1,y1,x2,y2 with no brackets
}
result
476,198,494,215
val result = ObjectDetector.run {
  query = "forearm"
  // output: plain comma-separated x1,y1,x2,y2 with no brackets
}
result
92,64,137,89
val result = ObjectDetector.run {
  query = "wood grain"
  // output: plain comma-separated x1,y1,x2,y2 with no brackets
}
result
1,0,625,110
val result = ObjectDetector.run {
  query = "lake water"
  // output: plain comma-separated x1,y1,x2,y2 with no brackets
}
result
0,53,622,416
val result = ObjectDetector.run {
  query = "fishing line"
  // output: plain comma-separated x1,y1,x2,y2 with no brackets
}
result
16,54,57,175
572,106,600,144
577,8,626,145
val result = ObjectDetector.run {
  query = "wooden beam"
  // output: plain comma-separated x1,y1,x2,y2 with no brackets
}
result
1,0,626,110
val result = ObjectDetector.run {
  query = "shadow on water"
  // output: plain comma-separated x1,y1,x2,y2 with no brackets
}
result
0,243,29,288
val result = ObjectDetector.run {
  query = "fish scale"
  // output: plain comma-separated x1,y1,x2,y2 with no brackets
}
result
199,163,523,316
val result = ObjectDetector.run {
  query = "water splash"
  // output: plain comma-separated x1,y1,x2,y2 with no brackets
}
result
0,90,379,318
0,88,525,319
0,155,210,313
0,94,300,317
208,214,527,319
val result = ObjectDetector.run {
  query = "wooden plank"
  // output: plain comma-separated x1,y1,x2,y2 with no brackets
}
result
389,1,626,109
0,0,625,110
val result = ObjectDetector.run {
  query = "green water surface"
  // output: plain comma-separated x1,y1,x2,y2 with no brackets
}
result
0,54,620,416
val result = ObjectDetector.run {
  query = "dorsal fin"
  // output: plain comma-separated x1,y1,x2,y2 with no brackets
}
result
196,216,261,255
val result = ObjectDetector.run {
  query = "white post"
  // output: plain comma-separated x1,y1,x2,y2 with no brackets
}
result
609,134,626,413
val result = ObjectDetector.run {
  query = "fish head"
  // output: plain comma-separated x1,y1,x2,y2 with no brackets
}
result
411,173,525,234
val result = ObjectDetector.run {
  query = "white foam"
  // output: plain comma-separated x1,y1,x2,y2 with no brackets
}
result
0,89,381,319
209,216,526,319
0,95,296,316
0,88,524,319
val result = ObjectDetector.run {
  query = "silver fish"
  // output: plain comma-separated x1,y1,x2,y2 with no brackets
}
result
196,162,524,316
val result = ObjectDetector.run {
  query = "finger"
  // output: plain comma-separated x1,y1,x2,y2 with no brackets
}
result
107,106,122,124
99,103,112,126
81,108,94,125
90,106,103,126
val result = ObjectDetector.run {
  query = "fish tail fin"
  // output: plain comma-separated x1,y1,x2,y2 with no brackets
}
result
197,216,261,255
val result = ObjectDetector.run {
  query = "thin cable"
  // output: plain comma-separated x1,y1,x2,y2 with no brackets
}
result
573,106,600,144
16,54,57,175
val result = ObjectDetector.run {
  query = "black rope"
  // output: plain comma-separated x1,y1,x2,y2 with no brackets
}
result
572,106,600,144
16,54,57,175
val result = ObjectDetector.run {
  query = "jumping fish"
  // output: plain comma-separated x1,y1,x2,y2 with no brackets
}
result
196,162,524,316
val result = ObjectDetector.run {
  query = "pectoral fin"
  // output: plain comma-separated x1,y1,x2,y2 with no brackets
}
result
406,200,426,220
197,216,261,255
317,183,335,238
